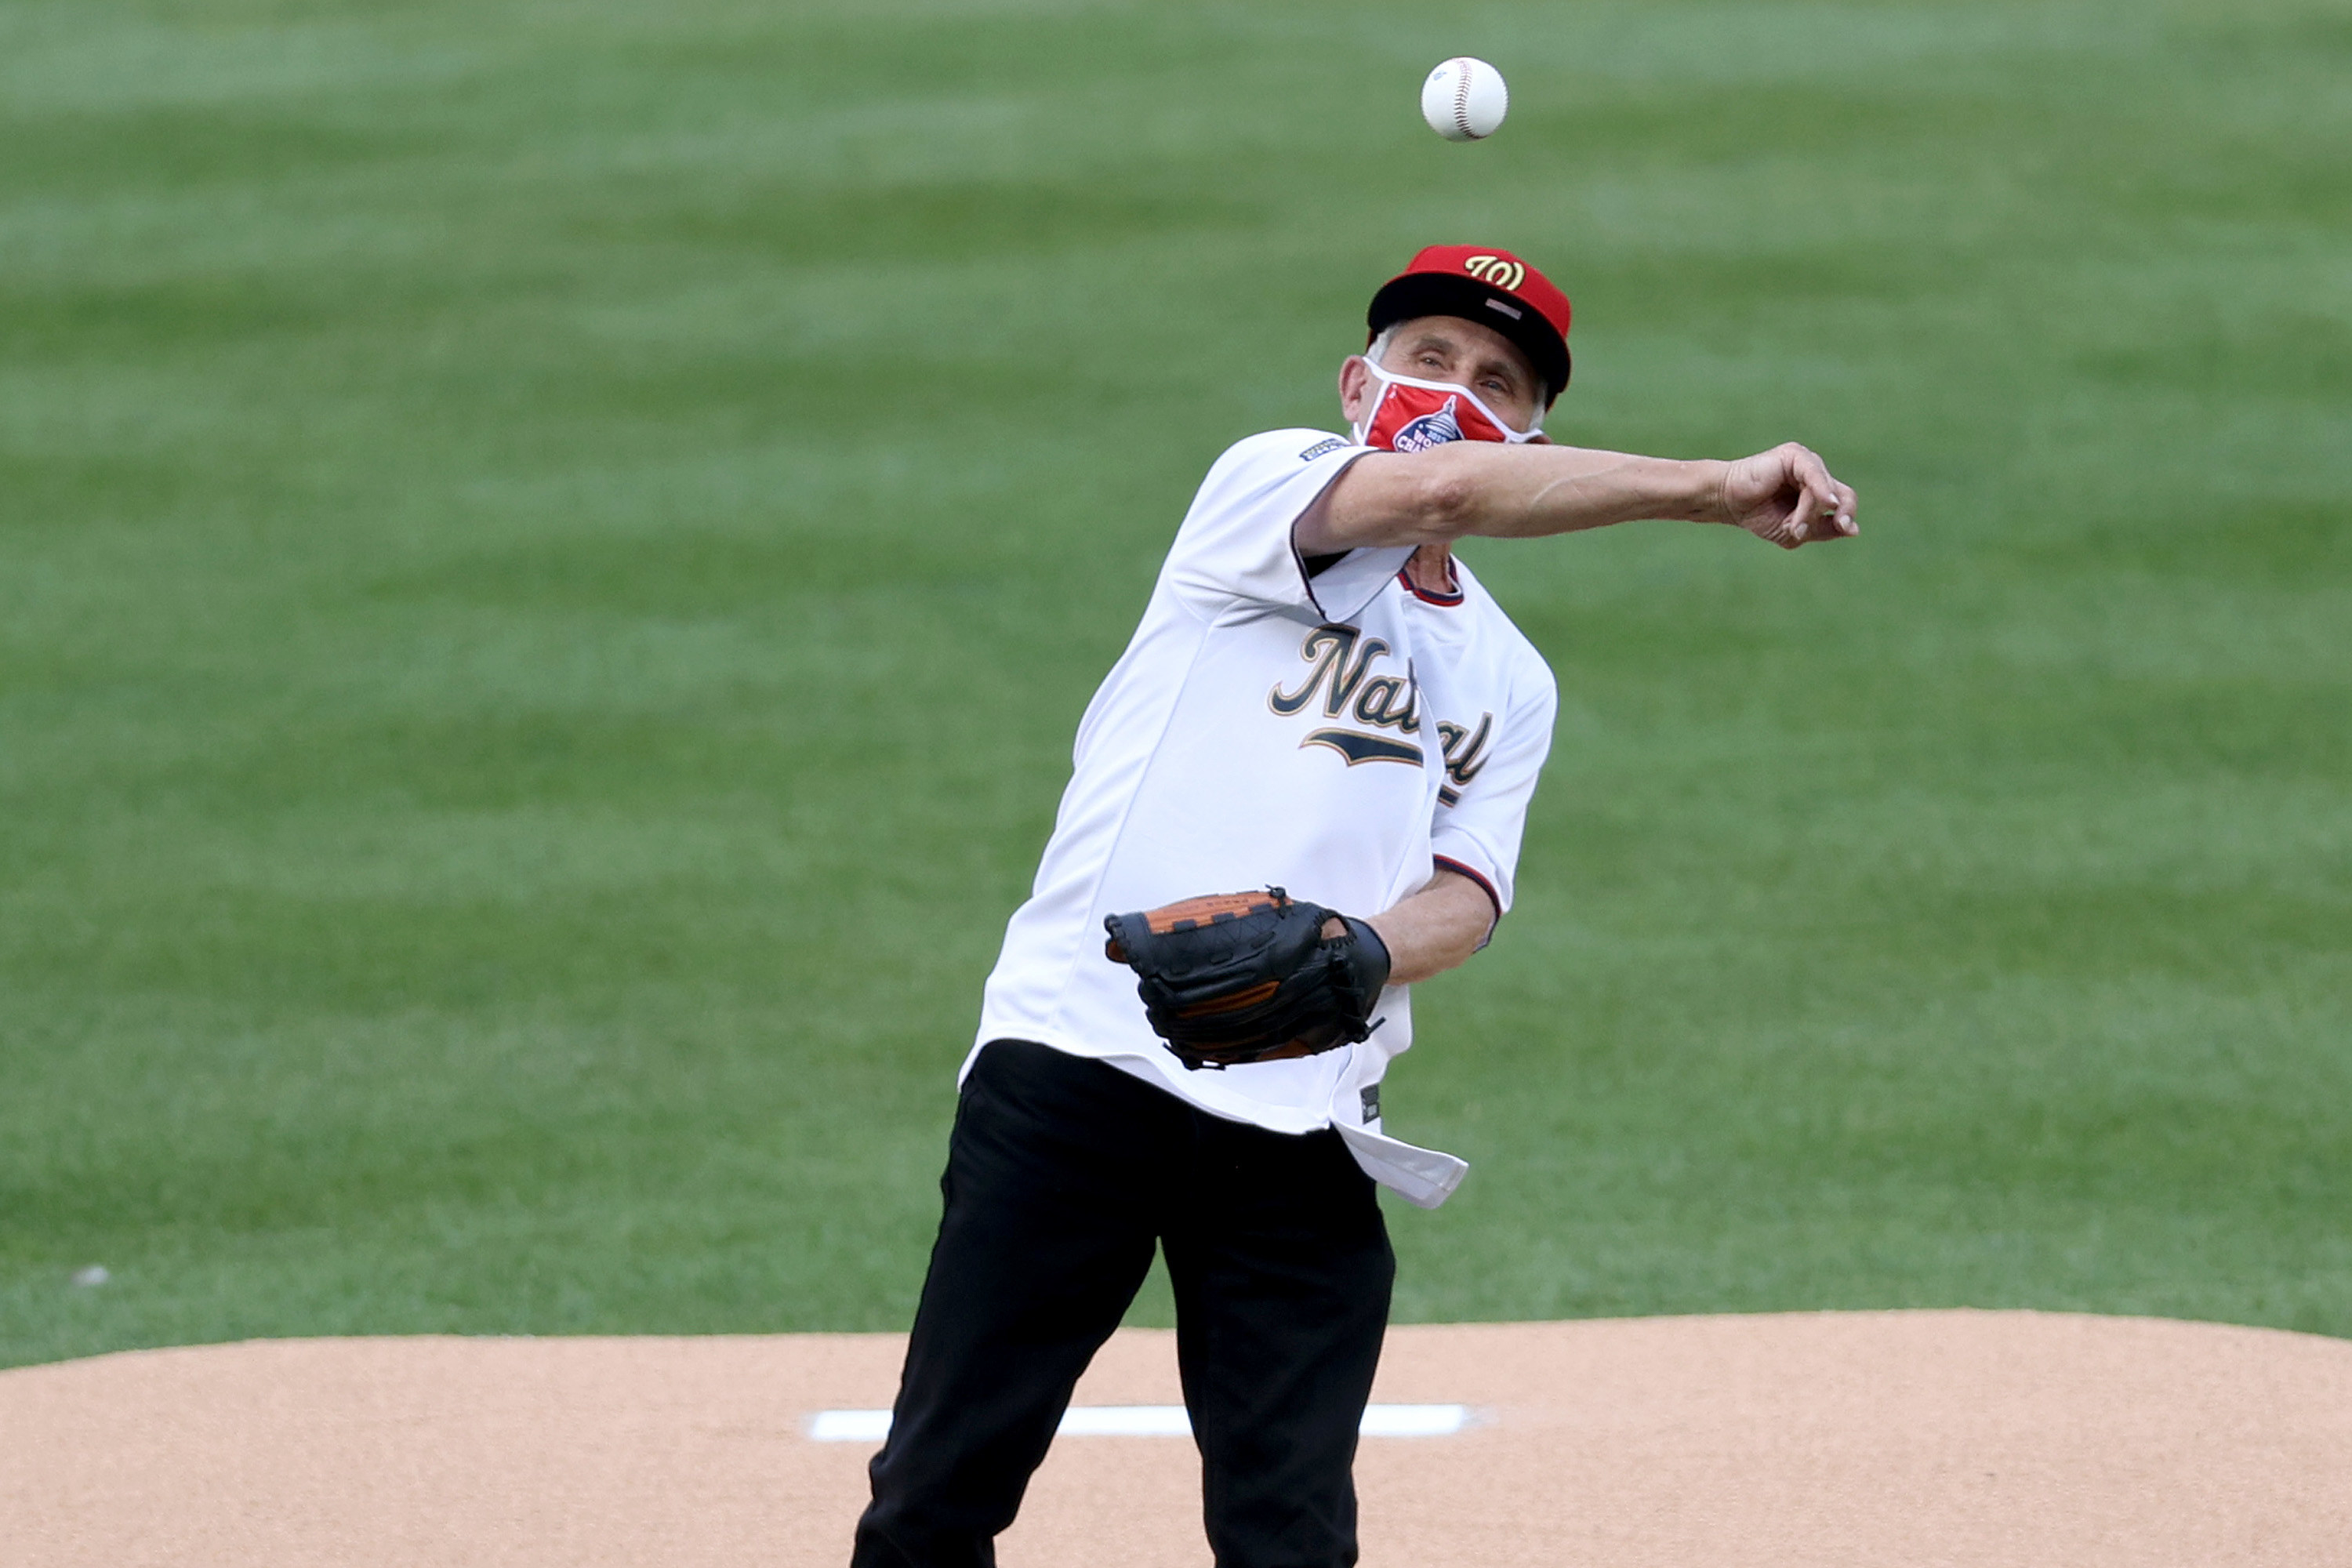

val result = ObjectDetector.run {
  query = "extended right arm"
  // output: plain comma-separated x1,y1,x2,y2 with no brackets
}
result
1295,439,1859,555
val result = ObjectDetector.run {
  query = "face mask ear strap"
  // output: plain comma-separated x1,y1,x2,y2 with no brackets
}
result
1348,354,1386,446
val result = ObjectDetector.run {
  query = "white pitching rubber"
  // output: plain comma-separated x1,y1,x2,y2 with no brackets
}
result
807,1403,1473,1441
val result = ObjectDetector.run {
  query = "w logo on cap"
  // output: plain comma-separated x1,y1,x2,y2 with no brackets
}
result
1463,254,1526,291
1371,244,1573,400
1392,397,1465,453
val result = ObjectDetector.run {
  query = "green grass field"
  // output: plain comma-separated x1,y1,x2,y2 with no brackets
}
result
4,0,2347,1370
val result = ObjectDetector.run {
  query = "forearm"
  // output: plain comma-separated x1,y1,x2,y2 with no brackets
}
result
1365,869,1497,985
1305,442,1731,553
1450,444,1730,539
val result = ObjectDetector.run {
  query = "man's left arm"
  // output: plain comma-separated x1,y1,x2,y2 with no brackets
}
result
1365,869,1497,985
1370,659,1558,985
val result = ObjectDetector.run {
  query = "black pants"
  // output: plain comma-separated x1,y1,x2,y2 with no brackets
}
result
851,1040,1395,1568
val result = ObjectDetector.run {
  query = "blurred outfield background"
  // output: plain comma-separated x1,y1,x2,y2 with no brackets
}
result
3,0,2347,1370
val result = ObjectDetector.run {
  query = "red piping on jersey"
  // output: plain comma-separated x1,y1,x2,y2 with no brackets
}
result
1397,564,1465,607
1432,855,1502,949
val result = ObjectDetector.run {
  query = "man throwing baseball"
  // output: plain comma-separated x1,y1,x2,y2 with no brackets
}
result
851,245,1857,1567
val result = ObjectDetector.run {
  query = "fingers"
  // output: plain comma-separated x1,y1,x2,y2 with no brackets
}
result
1728,444,1858,548
1776,447,1823,548
1789,448,1839,539
1783,445,1857,544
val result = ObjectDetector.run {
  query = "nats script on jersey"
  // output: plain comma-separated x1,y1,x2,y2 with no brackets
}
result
971,430,1558,1207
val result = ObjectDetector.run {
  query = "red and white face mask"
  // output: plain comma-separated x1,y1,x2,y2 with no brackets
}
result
1349,357,1543,452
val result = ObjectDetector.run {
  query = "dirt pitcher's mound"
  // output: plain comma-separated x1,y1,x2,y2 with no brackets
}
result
5,1312,2349,1566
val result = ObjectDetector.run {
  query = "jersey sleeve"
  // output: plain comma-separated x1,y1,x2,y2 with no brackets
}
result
1428,657,1557,938
1161,430,1414,622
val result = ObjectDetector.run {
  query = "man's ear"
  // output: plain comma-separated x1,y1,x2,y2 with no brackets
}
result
1338,355,1374,430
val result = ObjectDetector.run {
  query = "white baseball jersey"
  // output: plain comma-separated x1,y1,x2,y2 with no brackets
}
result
970,428,1558,1207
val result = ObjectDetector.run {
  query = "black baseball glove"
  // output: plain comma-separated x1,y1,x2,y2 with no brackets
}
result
1102,887,1391,1071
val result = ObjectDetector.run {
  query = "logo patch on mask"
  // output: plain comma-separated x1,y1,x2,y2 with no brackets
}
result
1298,437,1347,462
1391,396,1464,453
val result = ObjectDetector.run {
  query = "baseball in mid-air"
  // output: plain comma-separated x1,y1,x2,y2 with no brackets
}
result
1421,56,1508,142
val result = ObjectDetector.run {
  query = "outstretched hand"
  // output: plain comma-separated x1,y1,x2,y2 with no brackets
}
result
1719,442,1858,549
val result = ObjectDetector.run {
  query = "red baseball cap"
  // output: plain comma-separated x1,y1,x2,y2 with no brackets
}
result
1367,245,1572,404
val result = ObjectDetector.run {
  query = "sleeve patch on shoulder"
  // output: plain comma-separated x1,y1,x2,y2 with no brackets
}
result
1298,437,1348,462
